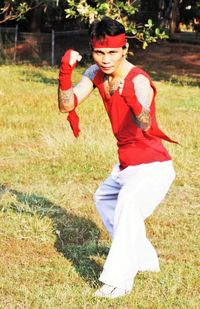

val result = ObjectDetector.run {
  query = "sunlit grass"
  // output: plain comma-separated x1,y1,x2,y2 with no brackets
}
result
0,64,199,308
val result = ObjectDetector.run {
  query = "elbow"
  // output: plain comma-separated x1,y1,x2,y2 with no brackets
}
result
59,106,72,113
58,102,75,113
58,88,75,113
59,108,68,113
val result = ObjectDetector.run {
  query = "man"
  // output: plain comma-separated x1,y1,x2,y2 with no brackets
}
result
58,17,176,299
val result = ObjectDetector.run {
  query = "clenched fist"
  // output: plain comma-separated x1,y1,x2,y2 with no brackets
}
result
61,49,82,69
59,49,82,90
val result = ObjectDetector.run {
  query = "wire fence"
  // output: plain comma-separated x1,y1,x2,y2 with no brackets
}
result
0,27,90,66
0,26,200,66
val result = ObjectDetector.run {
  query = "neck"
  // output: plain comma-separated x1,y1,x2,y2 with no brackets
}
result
108,59,133,79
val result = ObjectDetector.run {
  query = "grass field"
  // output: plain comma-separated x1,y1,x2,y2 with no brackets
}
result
0,63,199,309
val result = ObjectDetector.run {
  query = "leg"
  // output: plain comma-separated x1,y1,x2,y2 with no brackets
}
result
94,173,121,238
99,161,175,292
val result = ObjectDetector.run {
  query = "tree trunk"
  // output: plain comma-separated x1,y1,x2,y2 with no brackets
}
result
28,1,43,32
170,0,180,36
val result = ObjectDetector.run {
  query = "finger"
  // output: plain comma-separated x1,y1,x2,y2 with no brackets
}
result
77,55,82,62
69,52,81,66
69,51,78,64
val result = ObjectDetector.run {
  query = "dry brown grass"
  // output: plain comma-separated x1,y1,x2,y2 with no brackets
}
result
0,62,199,308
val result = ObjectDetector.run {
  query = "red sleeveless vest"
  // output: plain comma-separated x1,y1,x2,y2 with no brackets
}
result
93,66,177,170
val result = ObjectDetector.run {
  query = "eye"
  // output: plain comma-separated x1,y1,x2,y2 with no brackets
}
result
110,51,117,54
94,51,103,55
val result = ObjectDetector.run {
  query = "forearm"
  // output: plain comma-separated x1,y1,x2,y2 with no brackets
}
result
136,108,151,131
133,74,152,131
58,87,75,113
122,74,153,131
58,49,81,113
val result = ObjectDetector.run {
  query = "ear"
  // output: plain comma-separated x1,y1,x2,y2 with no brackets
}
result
123,42,129,56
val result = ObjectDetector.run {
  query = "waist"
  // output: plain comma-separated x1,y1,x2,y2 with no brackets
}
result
118,139,171,169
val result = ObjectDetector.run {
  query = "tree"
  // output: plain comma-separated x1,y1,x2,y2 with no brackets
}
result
0,1,42,24
65,0,168,49
170,0,179,34
0,1,73,32
169,0,200,35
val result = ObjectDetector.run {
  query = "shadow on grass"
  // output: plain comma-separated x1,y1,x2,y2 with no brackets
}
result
0,184,108,287
128,59,200,87
20,70,57,85
144,69,200,87
20,64,200,88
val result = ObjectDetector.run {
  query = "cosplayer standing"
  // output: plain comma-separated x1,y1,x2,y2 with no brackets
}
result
58,17,176,299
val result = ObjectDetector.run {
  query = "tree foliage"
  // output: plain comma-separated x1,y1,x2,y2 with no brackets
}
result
0,1,41,24
0,1,57,25
65,0,168,49
1,0,199,47
0,1,30,24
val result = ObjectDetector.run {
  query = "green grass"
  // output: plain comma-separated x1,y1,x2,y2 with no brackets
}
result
0,63,199,308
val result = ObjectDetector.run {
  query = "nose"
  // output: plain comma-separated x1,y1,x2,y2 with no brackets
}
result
102,53,110,64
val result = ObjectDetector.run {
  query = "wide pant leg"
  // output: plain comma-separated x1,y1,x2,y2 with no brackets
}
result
95,161,175,291
94,174,121,238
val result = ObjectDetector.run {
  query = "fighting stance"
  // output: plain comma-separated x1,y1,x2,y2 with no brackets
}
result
58,17,176,299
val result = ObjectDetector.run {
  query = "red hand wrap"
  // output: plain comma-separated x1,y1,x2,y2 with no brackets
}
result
58,49,77,90
121,81,143,116
58,50,80,137
67,94,80,138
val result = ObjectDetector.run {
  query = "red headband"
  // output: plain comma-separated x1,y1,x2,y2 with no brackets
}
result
91,34,126,48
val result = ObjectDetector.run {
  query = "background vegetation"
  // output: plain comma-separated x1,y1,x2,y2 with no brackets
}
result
0,62,199,308
1,1,200,35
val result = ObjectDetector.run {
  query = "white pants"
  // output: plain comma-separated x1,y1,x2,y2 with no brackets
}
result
94,160,175,291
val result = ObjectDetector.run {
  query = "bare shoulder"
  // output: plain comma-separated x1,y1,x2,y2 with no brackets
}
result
131,74,153,110
133,74,150,86
83,64,100,82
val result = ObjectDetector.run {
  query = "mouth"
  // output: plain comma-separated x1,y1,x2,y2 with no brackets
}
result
101,66,112,71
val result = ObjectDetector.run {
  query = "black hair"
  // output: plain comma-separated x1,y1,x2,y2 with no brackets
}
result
88,16,125,41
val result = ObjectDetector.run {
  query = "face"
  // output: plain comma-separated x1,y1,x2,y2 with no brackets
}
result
92,45,128,75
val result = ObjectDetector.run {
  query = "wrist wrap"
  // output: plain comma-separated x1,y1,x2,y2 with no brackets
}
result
58,49,80,137
67,94,80,138
58,49,77,90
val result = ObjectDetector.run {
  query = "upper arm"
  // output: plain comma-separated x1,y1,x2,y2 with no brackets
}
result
133,74,154,110
58,77,93,113
73,76,94,104
73,64,99,104
132,74,154,131
58,64,98,113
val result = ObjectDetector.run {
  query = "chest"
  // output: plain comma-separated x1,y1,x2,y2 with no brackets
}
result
104,76,122,97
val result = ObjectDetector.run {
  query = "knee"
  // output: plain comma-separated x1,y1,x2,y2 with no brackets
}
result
93,191,98,204
93,188,101,205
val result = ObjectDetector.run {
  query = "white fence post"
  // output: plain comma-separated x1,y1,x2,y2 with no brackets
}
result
51,29,55,66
